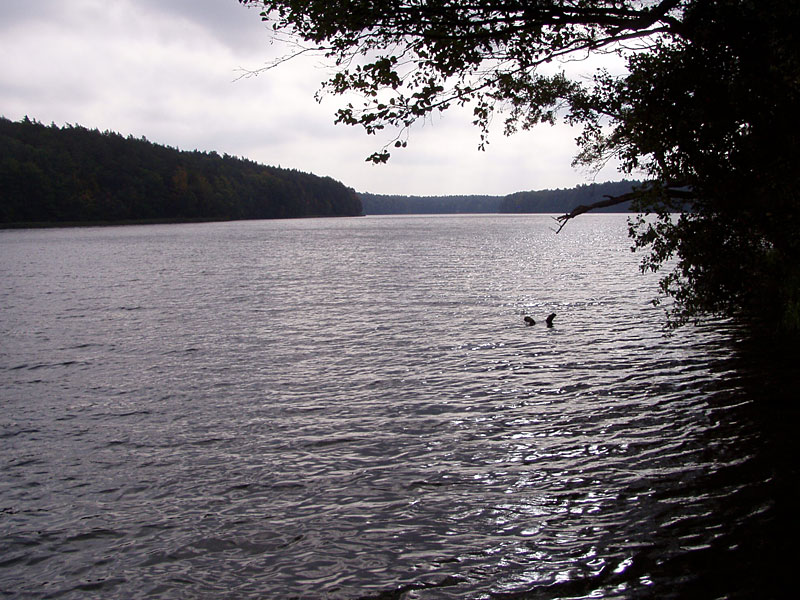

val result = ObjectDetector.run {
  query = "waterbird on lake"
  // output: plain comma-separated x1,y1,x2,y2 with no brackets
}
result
546,313,556,327
524,316,536,326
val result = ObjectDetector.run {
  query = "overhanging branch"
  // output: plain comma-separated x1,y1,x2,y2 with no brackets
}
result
553,184,695,233
553,189,641,233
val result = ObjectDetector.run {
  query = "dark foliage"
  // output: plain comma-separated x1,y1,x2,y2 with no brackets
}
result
500,181,639,214
0,116,362,225
359,181,639,214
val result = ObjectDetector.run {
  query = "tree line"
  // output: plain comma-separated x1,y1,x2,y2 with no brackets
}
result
0,116,362,226
359,181,639,215
359,193,499,214
498,181,639,214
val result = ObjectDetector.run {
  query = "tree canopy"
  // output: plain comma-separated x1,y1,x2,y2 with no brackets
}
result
0,116,362,225
241,0,800,335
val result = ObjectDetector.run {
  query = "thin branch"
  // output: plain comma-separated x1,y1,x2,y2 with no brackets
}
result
553,183,695,233
553,189,644,233
234,46,317,80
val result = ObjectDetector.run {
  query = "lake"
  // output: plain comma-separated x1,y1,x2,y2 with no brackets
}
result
1,214,797,599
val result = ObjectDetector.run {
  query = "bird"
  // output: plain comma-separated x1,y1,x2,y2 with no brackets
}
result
523,316,536,326
545,313,556,327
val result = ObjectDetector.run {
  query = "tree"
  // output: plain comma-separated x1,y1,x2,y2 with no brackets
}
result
240,0,800,335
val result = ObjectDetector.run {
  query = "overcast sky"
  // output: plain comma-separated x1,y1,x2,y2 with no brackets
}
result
0,0,625,196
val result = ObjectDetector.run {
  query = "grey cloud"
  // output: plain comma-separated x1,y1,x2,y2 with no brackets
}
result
136,0,270,54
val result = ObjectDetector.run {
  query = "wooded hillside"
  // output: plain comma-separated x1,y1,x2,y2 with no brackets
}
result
359,181,639,215
0,117,362,225
498,181,639,213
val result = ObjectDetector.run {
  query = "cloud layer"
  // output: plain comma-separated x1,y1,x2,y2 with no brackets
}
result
0,0,623,195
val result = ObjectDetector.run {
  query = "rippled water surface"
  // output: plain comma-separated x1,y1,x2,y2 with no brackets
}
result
1,215,797,599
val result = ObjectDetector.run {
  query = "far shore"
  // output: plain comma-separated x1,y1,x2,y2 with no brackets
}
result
0,214,367,230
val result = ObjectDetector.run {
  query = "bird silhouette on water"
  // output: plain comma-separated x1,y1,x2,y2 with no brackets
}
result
524,313,556,327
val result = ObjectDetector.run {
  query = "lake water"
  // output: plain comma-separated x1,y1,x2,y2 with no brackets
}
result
1,215,797,599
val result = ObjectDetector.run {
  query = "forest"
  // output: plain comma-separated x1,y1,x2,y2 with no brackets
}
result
358,193,499,214
359,181,639,215
498,181,639,214
2,115,641,224
0,116,362,226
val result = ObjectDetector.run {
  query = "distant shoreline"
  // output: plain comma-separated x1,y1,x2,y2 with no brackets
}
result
0,214,365,230
2,211,655,231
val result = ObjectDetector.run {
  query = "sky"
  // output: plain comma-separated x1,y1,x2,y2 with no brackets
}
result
0,0,625,196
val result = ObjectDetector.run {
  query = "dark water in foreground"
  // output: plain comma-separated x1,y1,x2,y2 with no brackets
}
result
1,215,797,599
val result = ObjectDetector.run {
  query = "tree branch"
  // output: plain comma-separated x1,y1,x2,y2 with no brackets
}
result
553,189,643,233
553,183,695,233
